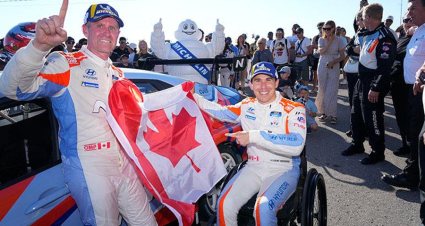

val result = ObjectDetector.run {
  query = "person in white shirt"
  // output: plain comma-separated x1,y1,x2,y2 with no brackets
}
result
294,28,312,86
270,28,291,69
385,15,399,40
266,31,274,49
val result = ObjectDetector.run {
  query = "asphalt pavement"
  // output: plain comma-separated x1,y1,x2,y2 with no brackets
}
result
306,80,420,226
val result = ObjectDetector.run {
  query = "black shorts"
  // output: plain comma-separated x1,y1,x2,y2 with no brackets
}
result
312,57,319,70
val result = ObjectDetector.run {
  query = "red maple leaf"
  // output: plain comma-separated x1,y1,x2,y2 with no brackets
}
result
143,107,201,172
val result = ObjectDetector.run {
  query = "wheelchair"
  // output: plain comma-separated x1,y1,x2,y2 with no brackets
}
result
207,148,327,226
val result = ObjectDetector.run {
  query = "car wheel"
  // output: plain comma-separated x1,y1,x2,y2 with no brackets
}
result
198,142,240,221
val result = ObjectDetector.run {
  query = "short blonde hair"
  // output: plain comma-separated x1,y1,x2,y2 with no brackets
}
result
363,3,383,21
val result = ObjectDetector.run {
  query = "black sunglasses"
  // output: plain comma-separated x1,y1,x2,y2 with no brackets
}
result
322,27,332,31
403,18,412,23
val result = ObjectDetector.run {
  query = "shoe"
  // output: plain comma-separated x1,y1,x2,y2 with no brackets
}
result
341,144,365,156
330,117,337,124
393,146,410,156
340,79,348,85
381,173,418,189
318,115,327,122
360,154,385,165
345,130,352,137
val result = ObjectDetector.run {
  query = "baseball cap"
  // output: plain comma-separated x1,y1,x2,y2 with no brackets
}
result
297,85,310,92
278,66,291,74
66,36,75,43
249,62,278,80
293,24,300,29
84,4,124,28
129,43,137,49
386,15,394,21
120,54,129,59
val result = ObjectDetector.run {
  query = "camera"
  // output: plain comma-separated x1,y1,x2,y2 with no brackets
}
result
419,71,425,84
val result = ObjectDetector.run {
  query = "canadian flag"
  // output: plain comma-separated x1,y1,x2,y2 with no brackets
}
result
106,79,227,226
97,142,110,150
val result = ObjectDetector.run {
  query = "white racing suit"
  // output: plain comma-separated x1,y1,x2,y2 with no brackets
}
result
0,42,157,226
193,92,306,225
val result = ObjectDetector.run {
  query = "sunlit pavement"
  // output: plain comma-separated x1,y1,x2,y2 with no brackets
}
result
306,80,420,226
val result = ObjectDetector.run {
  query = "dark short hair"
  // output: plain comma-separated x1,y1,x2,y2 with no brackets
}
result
276,28,284,33
119,37,126,41
409,0,425,7
317,22,325,27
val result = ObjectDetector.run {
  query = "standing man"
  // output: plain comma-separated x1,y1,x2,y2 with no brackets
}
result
251,38,273,65
191,62,306,225
294,27,312,86
270,28,291,70
266,31,274,49
311,22,325,93
65,36,75,52
385,15,399,40
112,36,130,62
287,24,301,63
342,3,396,165
382,0,425,191
0,1,157,225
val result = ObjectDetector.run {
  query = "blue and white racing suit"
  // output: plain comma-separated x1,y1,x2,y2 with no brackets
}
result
193,92,306,226
0,41,157,226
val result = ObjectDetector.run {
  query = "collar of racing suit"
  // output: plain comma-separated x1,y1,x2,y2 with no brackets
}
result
80,46,113,68
255,91,283,110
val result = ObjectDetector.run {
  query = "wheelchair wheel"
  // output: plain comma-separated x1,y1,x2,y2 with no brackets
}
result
301,168,327,226
198,142,241,221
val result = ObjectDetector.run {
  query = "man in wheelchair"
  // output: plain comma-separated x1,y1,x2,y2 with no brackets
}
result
191,62,307,225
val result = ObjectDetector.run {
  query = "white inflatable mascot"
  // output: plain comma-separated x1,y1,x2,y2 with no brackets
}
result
151,19,225,84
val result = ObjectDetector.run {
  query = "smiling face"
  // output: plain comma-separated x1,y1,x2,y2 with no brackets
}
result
174,19,201,40
83,17,120,60
249,74,279,105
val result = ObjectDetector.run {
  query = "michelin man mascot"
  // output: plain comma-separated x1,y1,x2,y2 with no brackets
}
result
151,19,225,84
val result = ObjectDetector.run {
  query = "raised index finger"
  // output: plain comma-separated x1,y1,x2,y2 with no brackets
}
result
59,0,69,27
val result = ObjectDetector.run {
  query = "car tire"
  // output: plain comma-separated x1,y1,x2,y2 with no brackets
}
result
198,142,240,222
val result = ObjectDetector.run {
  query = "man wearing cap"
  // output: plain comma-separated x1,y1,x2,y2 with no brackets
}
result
65,36,75,52
112,36,130,62
385,15,399,40
286,24,301,63
0,1,157,225
294,27,312,86
191,61,306,225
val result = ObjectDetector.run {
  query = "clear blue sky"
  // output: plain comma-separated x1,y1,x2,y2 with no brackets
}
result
0,0,407,46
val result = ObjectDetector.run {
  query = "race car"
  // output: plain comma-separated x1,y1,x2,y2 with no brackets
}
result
0,68,244,226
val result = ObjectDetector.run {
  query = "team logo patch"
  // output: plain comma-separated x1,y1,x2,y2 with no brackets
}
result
85,69,96,76
247,107,255,114
270,111,282,118
245,115,256,120
270,120,279,126
380,52,389,59
297,116,306,123
284,105,295,112
84,142,111,151
294,122,306,129
81,81,99,88
382,46,389,51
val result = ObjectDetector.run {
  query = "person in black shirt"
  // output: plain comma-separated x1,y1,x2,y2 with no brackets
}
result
112,37,130,62
388,16,416,156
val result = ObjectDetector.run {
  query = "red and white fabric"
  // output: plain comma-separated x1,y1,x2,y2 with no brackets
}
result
106,79,227,226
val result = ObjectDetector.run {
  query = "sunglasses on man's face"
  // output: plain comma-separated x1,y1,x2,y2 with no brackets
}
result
322,27,332,31
403,18,412,23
